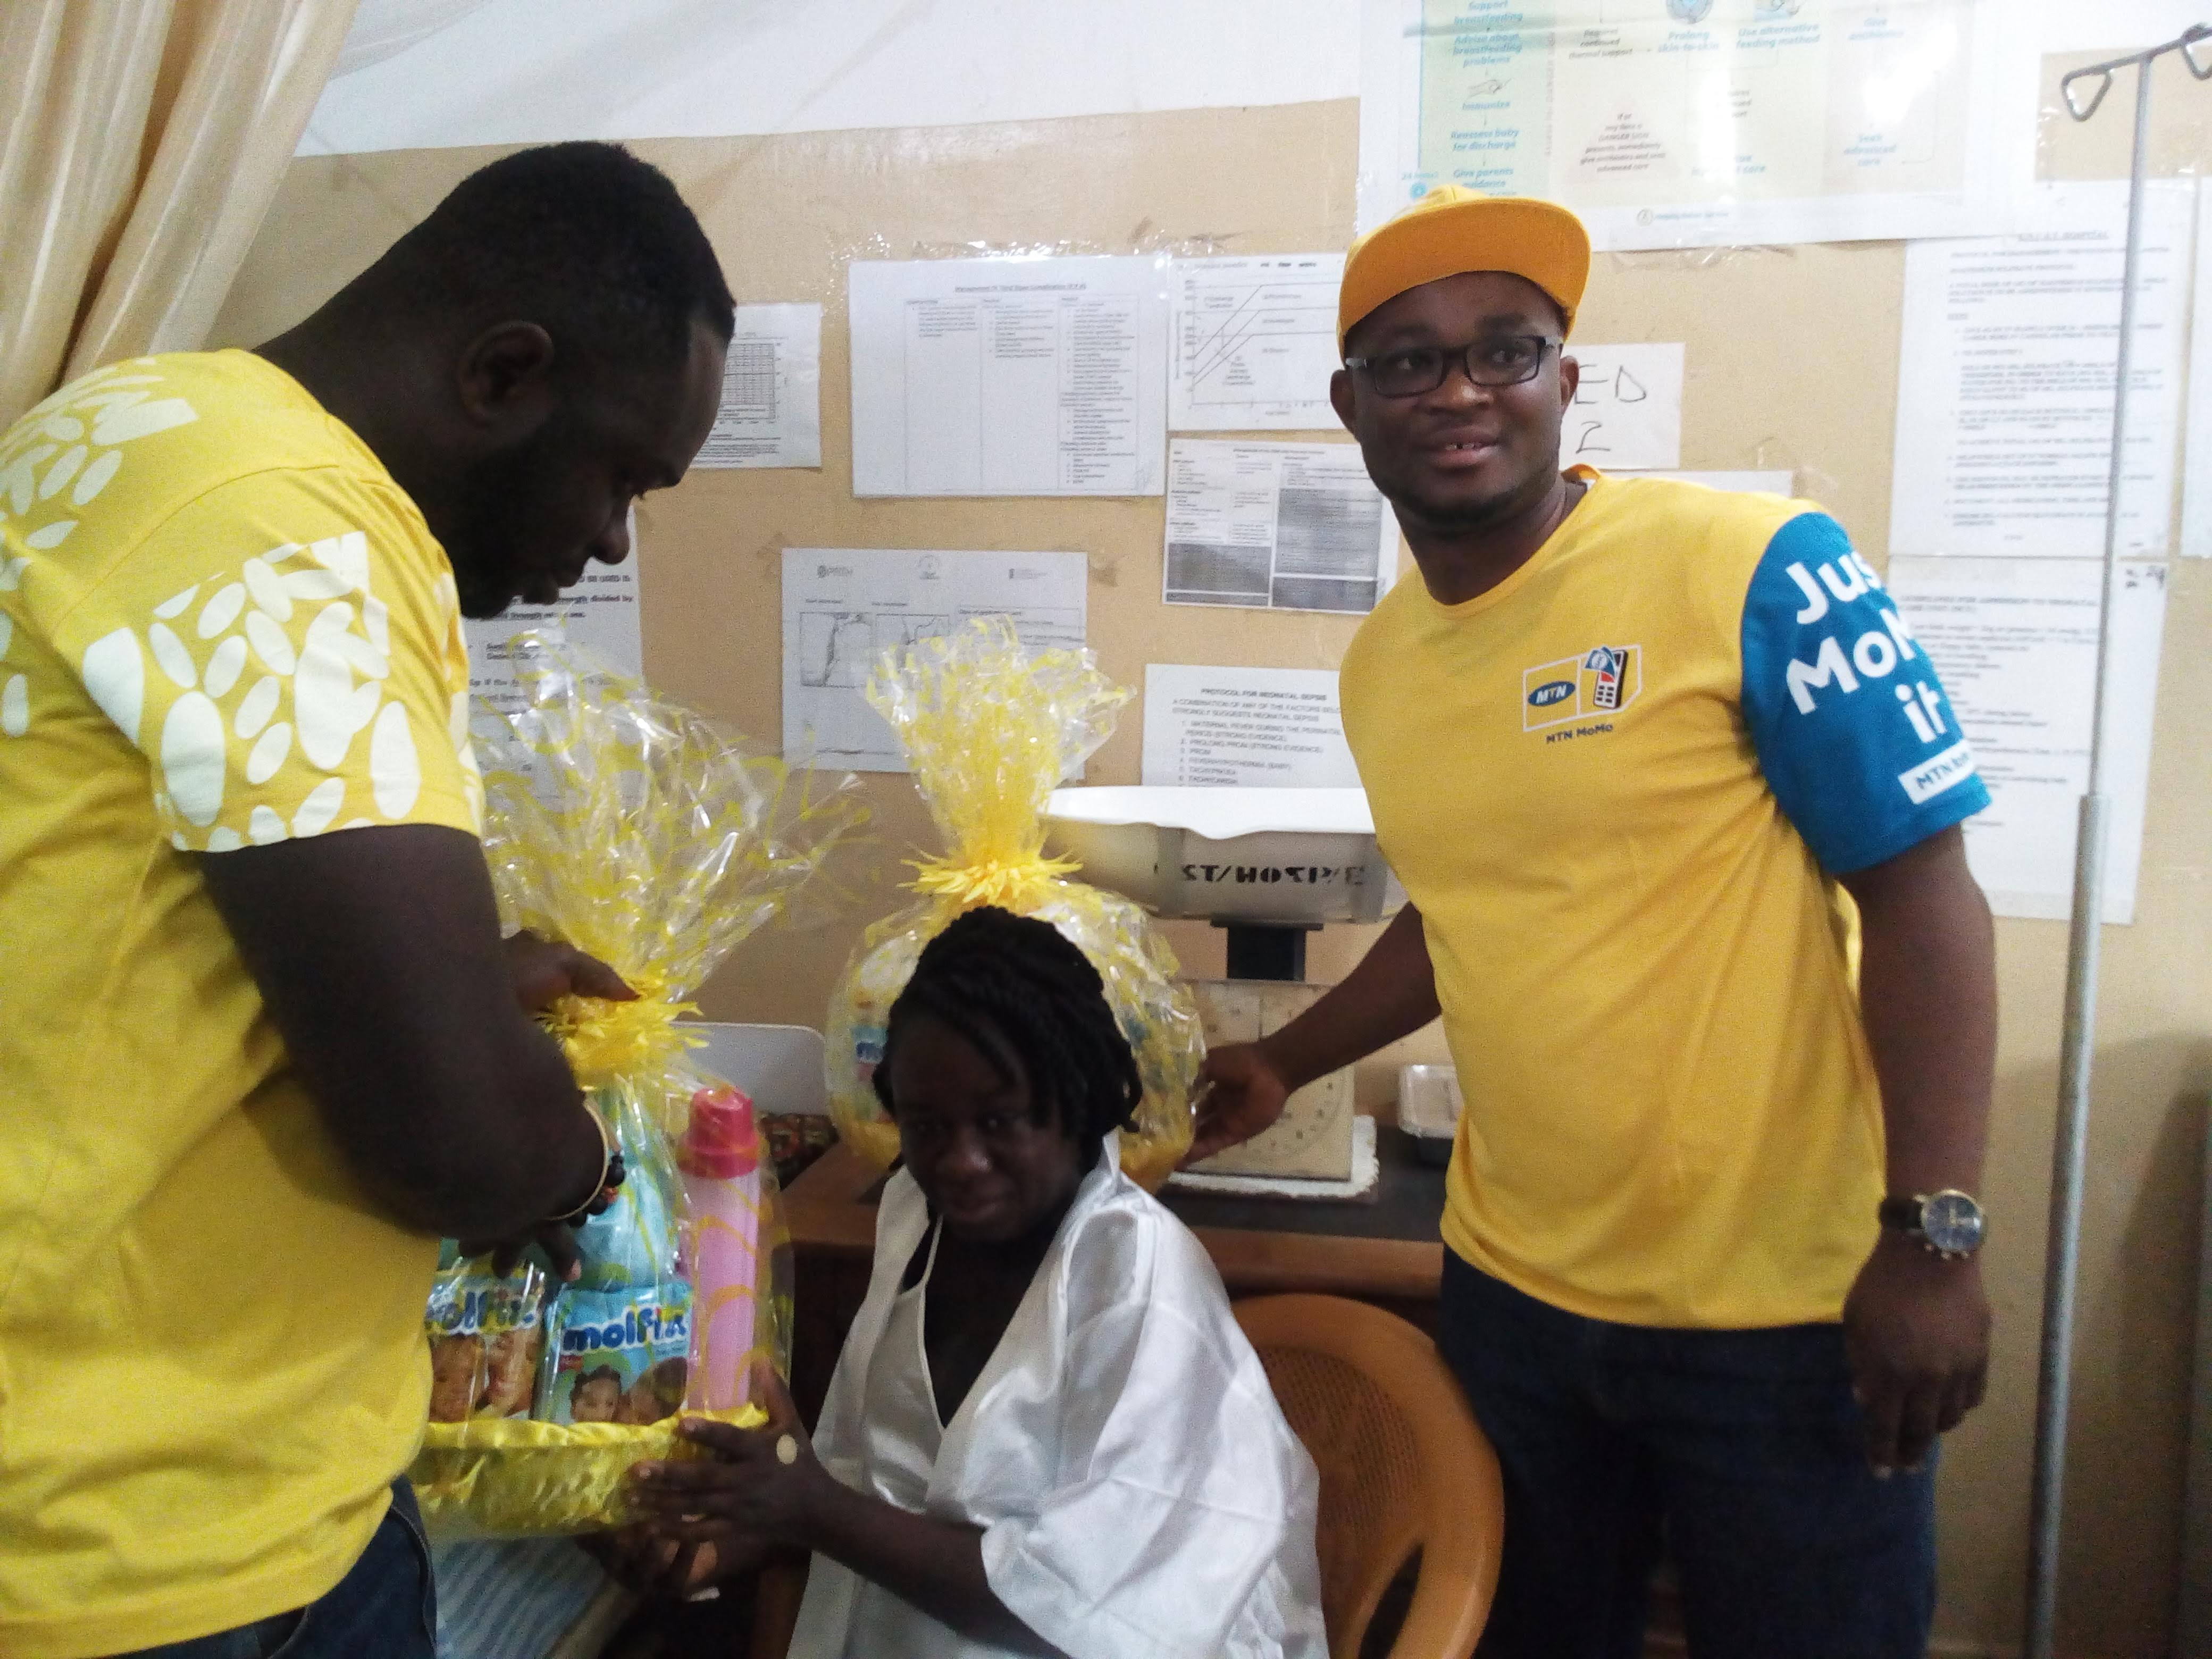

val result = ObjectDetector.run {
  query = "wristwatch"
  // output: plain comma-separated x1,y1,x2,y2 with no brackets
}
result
1878,1189,1987,1260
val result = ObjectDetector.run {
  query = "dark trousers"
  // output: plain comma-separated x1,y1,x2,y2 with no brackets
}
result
120,1479,437,1659
1438,1251,1936,1659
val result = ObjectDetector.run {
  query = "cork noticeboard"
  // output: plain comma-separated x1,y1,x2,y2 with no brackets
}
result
210,101,1910,1044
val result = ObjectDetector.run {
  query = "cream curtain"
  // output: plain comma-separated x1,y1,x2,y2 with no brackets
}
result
0,0,359,430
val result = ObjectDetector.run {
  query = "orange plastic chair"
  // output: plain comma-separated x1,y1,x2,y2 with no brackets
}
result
1235,1294,1504,1659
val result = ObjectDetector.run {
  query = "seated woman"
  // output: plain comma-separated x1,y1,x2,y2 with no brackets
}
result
627,906,1328,1658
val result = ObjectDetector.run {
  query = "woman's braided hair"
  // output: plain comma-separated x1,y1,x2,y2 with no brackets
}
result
873,906,1142,1150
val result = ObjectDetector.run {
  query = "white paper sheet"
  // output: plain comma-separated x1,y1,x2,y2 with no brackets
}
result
2184,178,2212,559
781,547,1087,771
465,564,643,718
1887,555,2168,924
1140,665,1361,789
1890,180,2194,560
1356,0,2035,248
1561,344,1684,471
848,256,1169,498
1170,254,1346,431
694,303,822,470
1162,440,1400,614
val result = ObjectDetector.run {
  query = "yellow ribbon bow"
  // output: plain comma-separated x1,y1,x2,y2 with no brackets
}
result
541,971,702,1093
904,848,1083,914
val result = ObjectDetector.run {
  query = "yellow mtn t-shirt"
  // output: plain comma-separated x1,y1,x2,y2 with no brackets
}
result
0,352,484,1656
1340,472,1988,1329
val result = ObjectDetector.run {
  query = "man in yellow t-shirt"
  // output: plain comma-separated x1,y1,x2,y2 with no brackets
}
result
0,144,729,1657
1195,190,1997,1657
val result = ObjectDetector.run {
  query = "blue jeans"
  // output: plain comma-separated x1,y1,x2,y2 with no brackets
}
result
119,1480,436,1659
1439,1251,1935,1659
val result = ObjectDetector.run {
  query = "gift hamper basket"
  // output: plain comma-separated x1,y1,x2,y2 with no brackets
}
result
410,635,866,1537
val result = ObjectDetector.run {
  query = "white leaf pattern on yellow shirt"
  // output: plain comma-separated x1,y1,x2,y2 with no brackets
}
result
2,363,475,849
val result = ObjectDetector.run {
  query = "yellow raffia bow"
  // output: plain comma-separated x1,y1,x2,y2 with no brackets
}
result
864,618,1124,921
906,849,1082,913
541,973,701,1093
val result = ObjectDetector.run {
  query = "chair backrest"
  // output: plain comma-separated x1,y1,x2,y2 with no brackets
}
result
678,1021,827,1116
1235,1294,1503,1659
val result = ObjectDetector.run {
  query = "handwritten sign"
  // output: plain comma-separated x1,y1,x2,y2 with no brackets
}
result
1561,342,1684,471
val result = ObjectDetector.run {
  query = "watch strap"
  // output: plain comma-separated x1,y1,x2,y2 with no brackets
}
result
1877,1195,1925,1233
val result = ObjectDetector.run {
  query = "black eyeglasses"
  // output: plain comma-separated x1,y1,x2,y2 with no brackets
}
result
1343,334,1562,397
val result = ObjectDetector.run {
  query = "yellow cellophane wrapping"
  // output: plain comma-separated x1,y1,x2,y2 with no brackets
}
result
475,633,869,1111
825,619,1201,1189
412,1404,767,1539
411,634,860,1538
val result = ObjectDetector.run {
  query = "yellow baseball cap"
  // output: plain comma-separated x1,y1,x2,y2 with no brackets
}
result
1338,188,1591,349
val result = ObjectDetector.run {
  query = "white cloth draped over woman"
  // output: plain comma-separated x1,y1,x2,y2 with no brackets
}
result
790,1144,1329,1659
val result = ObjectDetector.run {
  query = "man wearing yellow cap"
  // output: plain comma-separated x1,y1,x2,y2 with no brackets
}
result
1195,188,1997,1657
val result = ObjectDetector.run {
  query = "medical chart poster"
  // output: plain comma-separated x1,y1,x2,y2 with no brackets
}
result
1356,0,2036,247
694,303,823,469
1886,555,2168,925
465,533,643,717
1170,254,1346,431
1163,440,1401,615
781,548,1088,772
848,255,1170,498
1889,181,2193,561
2184,177,2212,558
1141,665,1362,789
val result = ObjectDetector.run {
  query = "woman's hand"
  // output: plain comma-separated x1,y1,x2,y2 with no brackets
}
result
626,1364,830,1548
632,1366,1066,1656
582,1529,726,1600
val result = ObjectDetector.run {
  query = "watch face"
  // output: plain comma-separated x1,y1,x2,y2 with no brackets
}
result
1923,1191,1985,1255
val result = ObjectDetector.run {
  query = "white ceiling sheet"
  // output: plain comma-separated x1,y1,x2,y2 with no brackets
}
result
300,1,2206,161
299,0,1363,156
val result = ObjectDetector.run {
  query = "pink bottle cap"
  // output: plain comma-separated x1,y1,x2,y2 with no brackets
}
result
680,1085,760,1178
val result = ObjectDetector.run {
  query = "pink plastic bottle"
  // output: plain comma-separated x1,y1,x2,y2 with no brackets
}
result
678,1085,764,1410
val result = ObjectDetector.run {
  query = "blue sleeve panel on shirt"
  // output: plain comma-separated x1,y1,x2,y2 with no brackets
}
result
1739,511,1991,875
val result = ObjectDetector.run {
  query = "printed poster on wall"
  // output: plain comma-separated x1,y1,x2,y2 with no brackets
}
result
1358,0,2035,247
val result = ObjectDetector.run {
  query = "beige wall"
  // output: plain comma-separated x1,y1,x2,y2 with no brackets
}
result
213,62,2211,1655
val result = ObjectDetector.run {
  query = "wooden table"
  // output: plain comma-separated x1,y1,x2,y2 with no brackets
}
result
781,1125,1449,1423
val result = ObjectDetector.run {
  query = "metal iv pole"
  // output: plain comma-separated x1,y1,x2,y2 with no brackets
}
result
2025,26,2212,1659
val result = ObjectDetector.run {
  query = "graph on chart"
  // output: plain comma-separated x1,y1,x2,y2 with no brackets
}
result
693,303,821,468
797,611,951,689
782,548,1090,773
723,341,778,421
1170,254,1346,431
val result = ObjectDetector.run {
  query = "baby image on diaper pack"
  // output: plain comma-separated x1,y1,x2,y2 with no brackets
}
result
426,1259,549,1423
538,1284,693,1426
533,1102,695,1427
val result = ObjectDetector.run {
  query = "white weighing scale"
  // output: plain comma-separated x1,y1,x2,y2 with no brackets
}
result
1044,786,1401,1185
